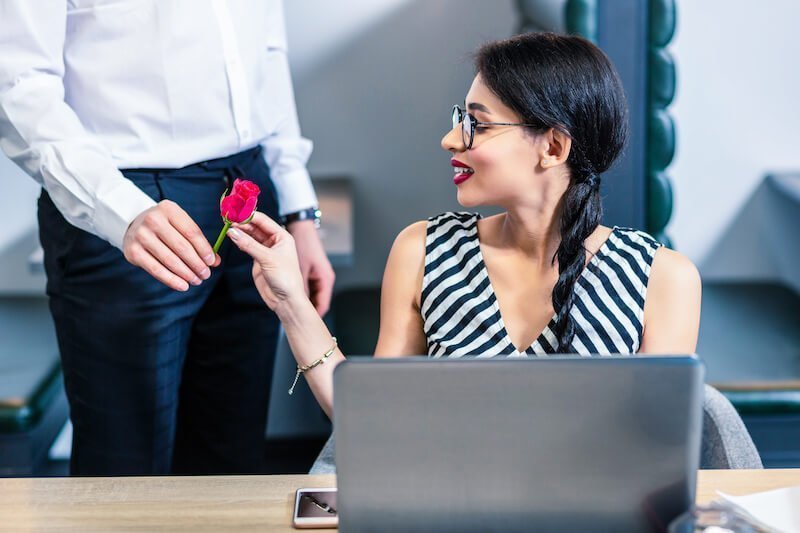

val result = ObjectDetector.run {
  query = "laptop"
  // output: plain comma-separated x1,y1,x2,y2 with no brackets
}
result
332,355,704,532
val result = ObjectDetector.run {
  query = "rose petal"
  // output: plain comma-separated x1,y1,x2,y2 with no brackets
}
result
232,178,260,200
220,194,246,222
240,196,258,222
231,179,246,197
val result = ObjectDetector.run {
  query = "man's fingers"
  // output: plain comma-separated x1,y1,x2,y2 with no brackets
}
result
152,220,211,281
310,276,333,316
140,231,203,286
134,248,190,292
165,202,216,266
124,202,217,290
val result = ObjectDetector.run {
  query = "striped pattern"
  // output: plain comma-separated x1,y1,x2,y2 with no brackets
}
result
421,212,662,357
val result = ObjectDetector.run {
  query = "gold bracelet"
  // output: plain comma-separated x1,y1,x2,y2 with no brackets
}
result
288,337,338,395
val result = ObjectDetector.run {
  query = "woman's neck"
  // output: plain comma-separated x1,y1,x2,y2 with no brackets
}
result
497,204,562,269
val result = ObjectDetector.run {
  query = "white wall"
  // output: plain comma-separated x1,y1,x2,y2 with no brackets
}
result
669,0,800,278
283,0,411,81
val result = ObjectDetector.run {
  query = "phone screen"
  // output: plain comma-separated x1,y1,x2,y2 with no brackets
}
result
293,488,338,529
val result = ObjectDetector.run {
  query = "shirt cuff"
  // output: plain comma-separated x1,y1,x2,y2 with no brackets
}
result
94,177,157,250
272,167,319,216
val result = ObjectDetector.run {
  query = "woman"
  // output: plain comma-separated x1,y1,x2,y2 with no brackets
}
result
226,32,701,420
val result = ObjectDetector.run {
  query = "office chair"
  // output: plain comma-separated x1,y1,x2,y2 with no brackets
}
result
701,384,763,469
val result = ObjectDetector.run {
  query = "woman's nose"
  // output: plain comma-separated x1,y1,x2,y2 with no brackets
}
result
441,125,464,153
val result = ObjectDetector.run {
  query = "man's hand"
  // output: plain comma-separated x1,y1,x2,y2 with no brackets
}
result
286,219,335,316
123,200,220,291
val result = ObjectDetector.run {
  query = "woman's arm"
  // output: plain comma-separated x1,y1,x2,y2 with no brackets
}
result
374,221,428,357
639,247,702,354
227,214,427,417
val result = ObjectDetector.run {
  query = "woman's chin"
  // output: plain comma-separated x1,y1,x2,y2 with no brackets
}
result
456,188,485,209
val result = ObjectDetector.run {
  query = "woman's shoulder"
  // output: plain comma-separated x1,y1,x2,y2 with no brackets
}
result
608,227,700,298
649,245,701,294
394,219,428,249
387,212,481,271
641,240,702,345
609,227,698,281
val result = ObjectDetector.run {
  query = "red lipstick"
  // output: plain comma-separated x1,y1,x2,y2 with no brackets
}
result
451,159,474,185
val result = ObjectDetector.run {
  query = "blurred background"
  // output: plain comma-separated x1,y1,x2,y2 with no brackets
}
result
1,0,798,476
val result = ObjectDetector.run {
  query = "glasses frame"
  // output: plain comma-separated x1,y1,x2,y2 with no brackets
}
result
452,105,540,150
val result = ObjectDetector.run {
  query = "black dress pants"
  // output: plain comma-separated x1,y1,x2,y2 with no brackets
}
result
38,146,281,475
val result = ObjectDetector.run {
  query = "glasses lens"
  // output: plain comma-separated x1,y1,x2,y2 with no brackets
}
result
462,112,473,149
451,106,472,149
451,105,461,130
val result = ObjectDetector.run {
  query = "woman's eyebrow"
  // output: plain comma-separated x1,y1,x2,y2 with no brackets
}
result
467,102,490,114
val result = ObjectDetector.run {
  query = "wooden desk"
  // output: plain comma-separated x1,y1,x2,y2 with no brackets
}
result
1,470,799,531
695,469,800,503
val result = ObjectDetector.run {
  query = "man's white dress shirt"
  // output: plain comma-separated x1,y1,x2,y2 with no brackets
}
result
0,0,317,249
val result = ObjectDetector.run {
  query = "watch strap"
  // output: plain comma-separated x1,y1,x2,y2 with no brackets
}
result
280,207,321,227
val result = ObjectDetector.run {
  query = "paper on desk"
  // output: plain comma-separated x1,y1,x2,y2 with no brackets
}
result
718,485,800,533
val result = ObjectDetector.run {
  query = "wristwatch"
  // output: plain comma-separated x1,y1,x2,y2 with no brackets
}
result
280,207,321,228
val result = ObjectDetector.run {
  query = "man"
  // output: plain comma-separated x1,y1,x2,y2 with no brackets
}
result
0,0,334,475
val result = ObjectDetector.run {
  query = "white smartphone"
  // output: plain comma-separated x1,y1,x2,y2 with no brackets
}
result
292,488,338,529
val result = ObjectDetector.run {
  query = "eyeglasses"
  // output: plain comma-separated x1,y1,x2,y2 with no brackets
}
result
451,105,540,150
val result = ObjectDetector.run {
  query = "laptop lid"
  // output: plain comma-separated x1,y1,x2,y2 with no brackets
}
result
333,355,704,532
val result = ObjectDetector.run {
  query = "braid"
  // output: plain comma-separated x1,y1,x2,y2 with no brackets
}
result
551,173,602,352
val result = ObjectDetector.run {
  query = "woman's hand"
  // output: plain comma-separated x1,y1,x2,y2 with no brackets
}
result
227,212,307,313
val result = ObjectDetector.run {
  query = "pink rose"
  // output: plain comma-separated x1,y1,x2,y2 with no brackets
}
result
213,179,261,253
220,192,258,224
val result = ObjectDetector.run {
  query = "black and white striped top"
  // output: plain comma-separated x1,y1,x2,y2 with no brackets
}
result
421,212,662,357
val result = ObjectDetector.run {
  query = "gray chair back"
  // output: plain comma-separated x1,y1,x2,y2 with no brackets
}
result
309,434,336,474
701,384,763,469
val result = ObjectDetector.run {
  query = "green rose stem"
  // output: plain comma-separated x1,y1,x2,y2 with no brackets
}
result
213,220,231,254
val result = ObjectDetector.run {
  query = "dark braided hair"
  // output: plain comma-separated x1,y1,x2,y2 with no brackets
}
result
475,32,628,352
